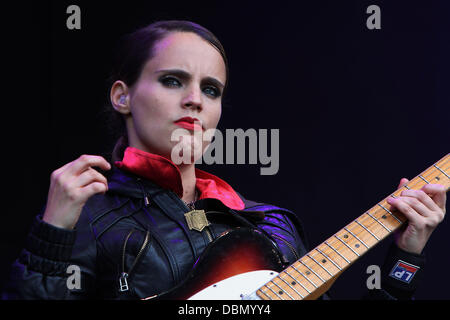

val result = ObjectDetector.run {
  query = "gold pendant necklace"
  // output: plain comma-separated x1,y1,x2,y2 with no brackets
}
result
183,189,210,232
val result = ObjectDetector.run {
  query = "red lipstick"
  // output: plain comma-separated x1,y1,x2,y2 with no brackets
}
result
174,117,203,131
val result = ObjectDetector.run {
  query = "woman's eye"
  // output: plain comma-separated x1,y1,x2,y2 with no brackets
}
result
203,86,221,98
160,76,181,87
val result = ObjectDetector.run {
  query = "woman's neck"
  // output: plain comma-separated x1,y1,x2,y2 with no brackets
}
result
178,163,197,203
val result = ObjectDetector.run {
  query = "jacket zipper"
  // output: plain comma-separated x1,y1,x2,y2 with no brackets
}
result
204,226,213,243
136,178,151,206
271,233,300,260
119,229,151,292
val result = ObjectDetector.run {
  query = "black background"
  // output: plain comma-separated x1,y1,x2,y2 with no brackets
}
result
1,0,449,300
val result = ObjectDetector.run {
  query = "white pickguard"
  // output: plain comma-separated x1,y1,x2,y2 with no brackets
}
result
188,270,279,300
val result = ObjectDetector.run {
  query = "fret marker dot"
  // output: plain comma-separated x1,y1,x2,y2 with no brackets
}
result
436,176,440,180
343,234,348,238
279,291,284,295
322,259,327,263
291,281,296,285
305,271,311,275
382,215,387,219
355,243,360,248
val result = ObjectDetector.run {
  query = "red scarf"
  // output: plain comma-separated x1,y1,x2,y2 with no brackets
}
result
114,147,245,210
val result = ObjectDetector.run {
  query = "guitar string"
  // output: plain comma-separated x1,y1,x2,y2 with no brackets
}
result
267,159,449,299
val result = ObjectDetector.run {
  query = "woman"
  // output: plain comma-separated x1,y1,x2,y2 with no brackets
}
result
2,20,446,300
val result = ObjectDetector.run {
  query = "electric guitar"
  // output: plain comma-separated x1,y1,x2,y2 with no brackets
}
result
144,154,449,300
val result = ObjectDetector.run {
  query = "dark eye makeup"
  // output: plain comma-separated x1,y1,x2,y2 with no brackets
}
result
158,74,222,99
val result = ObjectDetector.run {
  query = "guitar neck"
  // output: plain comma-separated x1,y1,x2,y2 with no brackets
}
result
256,154,450,300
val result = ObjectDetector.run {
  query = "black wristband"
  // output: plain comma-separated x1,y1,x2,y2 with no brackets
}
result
381,242,426,299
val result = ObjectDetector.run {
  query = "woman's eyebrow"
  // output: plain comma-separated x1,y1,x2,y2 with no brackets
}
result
155,68,224,89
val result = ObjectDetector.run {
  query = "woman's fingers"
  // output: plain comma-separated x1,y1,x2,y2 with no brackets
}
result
81,181,109,199
67,154,111,176
43,155,112,230
387,196,426,225
398,189,440,213
76,167,109,189
74,167,109,201
397,178,409,189
388,183,446,228
421,183,447,212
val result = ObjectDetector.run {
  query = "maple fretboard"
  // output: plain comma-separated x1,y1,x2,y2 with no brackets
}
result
256,154,450,300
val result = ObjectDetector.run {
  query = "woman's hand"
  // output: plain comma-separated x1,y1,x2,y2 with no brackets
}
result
387,178,447,254
42,155,111,230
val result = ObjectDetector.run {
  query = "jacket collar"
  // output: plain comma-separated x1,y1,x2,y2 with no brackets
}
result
111,143,245,210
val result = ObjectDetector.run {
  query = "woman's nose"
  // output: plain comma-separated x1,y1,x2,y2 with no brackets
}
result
182,86,203,111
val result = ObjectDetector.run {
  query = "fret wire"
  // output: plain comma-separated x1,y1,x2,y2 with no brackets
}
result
315,217,372,263
420,163,449,187
279,276,305,299
324,241,351,264
298,260,326,283
433,164,450,179
354,219,380,240
343,226,369,249
414,164,449,188
291,264,319,288
306,253,334,277
278,274,305,298
342,216,384,256
284,269,312,294
418,175,430,184
334,235,360,257
264,283,284,300
377,203,402,224
424,165,447,183
271,280,294,300
359,212,389,242
315,248,342,271
258,288,273,300
404,166,442,194
366,211,391,232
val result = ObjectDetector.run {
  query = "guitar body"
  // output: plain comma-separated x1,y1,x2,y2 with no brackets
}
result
151,228,286,300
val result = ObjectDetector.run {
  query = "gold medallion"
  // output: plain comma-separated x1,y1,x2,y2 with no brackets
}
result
184,210,210,232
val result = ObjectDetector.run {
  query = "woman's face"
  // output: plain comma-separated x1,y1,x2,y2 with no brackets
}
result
123,31,226,163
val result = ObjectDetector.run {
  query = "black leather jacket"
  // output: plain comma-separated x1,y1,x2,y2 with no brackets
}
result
2,167,425,300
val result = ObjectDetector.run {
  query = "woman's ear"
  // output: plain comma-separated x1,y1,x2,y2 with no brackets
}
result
110,81,131,115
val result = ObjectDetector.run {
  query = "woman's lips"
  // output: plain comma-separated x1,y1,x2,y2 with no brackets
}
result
174,121,203,131
174,118,203,131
